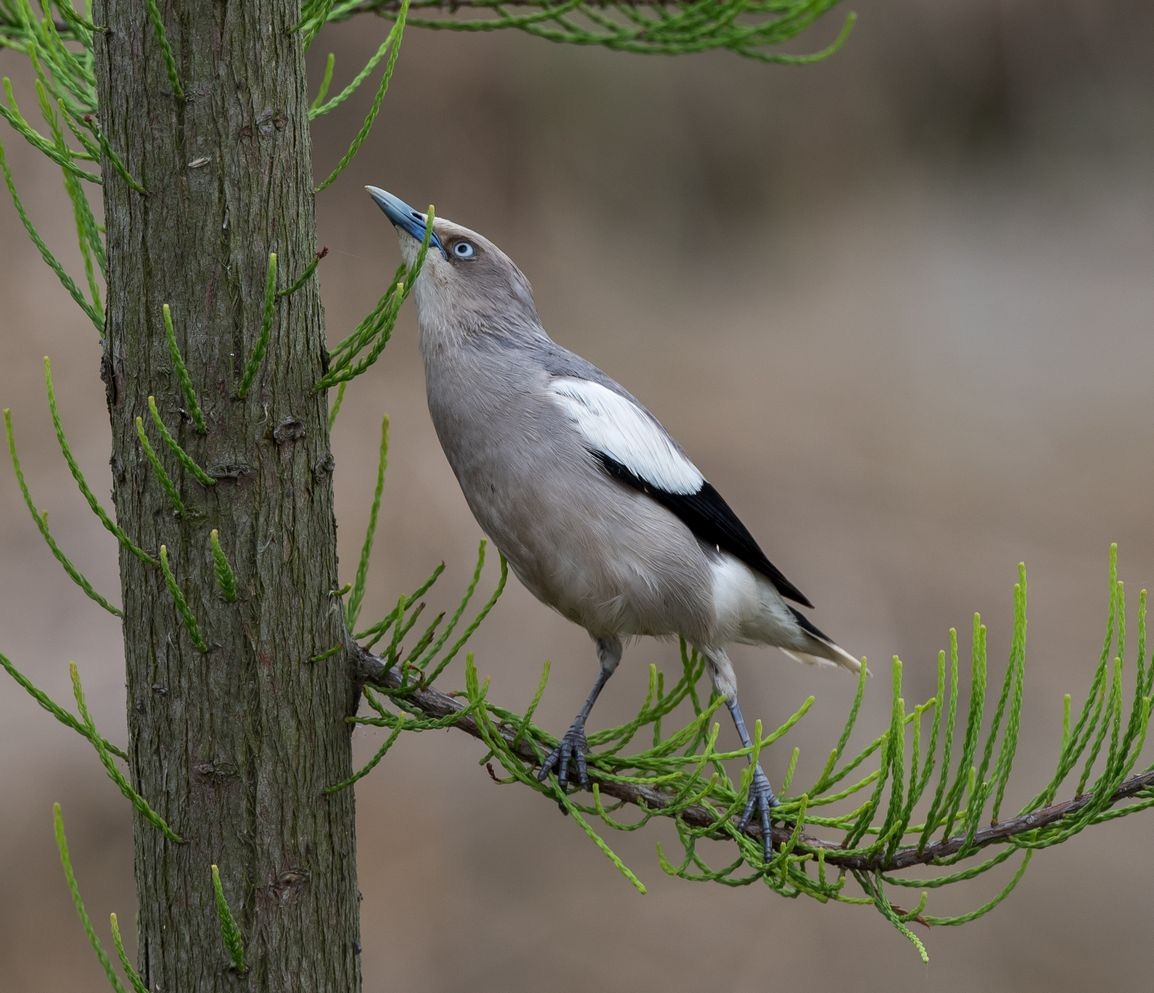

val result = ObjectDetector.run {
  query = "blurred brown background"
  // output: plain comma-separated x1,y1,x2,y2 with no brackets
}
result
2,1,1153,989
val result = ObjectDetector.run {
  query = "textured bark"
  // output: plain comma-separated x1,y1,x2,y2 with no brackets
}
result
93,3,360,990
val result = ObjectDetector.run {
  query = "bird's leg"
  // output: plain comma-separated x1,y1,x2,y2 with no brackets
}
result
726,695,779,859
538,635,621,791
703,647,778,861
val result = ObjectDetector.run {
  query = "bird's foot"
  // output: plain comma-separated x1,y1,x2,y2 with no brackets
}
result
737,764,779,862
537,722,591,791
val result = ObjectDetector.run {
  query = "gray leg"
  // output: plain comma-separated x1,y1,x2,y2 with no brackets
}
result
703,647,778,861
538,635,622,791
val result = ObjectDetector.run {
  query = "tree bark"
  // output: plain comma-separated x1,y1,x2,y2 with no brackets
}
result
92,3,360,990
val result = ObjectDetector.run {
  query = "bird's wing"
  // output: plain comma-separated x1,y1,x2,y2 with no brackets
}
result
546,376,813,608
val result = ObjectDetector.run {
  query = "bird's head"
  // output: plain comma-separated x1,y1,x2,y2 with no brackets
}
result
367,186,539,348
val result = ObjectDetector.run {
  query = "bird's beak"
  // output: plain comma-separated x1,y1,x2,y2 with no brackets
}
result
366,186,448,259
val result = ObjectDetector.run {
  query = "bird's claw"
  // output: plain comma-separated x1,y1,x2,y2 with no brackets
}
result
737,764,779,861
538,722,590,791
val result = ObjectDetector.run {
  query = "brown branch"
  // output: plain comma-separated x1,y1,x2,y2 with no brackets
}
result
359,1,699,10
353,646,1154,873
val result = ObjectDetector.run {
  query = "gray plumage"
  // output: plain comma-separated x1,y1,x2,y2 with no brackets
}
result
368,187,861,855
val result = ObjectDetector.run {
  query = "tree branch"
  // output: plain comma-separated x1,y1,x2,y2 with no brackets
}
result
358,1,712,9
353,644,1154,873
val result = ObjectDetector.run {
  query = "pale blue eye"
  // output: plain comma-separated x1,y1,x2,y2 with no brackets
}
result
452,240,476,259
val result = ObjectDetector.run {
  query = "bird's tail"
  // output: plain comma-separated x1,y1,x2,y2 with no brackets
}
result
782,607,866,675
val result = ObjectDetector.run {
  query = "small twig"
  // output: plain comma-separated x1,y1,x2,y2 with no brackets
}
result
352,644,1154,873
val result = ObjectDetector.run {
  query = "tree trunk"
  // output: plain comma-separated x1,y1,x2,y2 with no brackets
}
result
92,3,360,990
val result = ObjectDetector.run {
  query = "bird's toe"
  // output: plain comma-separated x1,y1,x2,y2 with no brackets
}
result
737,765,779,861
537,723,591,791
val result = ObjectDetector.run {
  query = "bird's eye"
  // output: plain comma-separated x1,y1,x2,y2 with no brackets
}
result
452,240,477,259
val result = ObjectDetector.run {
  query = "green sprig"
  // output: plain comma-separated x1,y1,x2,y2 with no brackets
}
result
44,357,156,564
147,396,216,486
109,913,149,993
53,804,127,993
4,407,122,616
236,252,278,399
143,0,185,99
162,304,208,434
135,416,185,515
209,529,239,602
346,415,389,629
0,138,103,329
0,650,127,759
350,549,1154,957
70,662,183,841
158,544,209,652
211,865,248,973
314,0,410,192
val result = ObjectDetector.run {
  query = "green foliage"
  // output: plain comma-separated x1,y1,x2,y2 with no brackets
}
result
43,355,155,558
162,304,208,434
317,206,435,390
134,416,185,515
1,0,107,332
0,650,127,759
53,804,128,993
147,396,216,487
209,529,240,603
236,253,280,399
211,865,248,973
158,545,209,653
327,1,854,63
69,661,183,842
314,0,409,192
352,549,1154,959
109,913,149,993
143,0,185,99
4,0,1153,970
0,139,102,329
346,416,390,629
4,407,123,616
279,246,328,299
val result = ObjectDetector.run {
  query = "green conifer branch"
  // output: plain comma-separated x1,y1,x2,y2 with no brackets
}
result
33,83,103,310
314,0,410,192
278,246,328,298
0,650,128,759
44,358,157,564
147,396,216,486
69,662,183,842
158,545,209,653
210,865,248,973
4,408,123,616
235,252,279,399
109,913,149,993
209,529,239,602
162,304,208,434
143,0,185,99
134,416,186,515
316,207,435,390
0,138,103,329
309,51,337,111
0,77,100,176
326,1,853,64
346,416,390,629
351,550,1154,957
327,380,349,429
309,16,403,119
53,804,128,993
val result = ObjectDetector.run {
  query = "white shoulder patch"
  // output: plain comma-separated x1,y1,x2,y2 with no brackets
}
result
547,377,704,495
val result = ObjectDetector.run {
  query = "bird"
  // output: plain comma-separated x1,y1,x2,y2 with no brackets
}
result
367,186,862,857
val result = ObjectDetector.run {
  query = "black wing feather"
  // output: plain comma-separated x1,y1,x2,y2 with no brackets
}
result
593,452,814,609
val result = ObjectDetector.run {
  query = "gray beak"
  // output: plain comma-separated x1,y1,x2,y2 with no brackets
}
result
366,186,447,259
